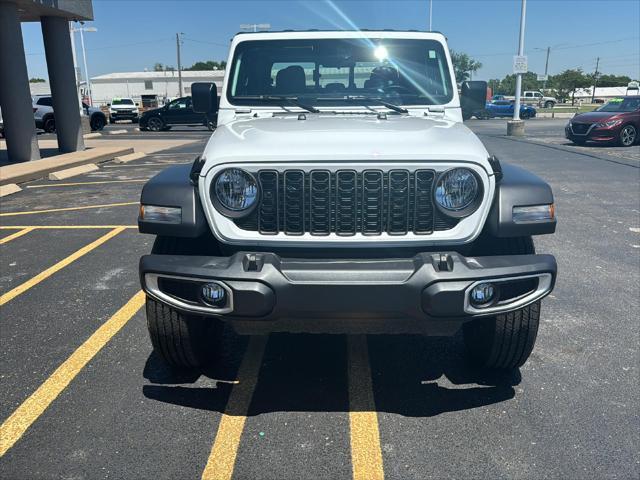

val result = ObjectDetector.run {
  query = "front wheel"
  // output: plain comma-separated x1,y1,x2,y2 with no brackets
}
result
146,298,216,369
91,114,105,131
463,302,540,370
618,124,637,147
147,116,164,132
544,101,555,109
43,116,56,133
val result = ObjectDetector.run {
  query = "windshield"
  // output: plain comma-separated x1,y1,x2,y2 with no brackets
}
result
596,97,640,112
112,99,134,105
227,38,454,107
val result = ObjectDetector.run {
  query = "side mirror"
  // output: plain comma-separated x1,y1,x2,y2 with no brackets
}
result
107,103,111,107
135,103,140,106
192,82,219,114
461,80,488,119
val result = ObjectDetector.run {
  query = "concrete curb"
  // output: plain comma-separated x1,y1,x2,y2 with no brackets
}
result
83,132,102,139
0,183,22,197
0,146,134,185
49,163,99,180
537,112,575,119
109,129,128,135
113,152,146,164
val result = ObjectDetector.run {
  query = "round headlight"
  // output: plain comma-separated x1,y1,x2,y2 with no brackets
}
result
434,168,480,216
213,168,259,215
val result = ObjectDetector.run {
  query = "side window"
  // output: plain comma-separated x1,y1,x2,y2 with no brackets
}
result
524,92,532,98
37,97,53,106
534,92,542,98
318,66,349,89
169,99,188,110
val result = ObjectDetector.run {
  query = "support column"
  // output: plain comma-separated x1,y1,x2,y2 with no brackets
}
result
0,1,41,162
41,16,84,153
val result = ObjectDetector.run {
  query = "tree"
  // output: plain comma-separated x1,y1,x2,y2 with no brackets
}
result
153,63,165,72
549,69,592,104
587,74,632,88
493,71,540,95
450,51,482,83
185,60,227,71
29,77,46,83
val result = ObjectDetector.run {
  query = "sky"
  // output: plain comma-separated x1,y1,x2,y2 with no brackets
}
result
21,0,640,82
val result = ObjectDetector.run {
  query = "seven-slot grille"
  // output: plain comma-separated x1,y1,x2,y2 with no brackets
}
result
233,169,459,236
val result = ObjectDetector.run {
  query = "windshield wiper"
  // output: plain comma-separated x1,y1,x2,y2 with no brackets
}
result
317,95,408,114
233,95,320,113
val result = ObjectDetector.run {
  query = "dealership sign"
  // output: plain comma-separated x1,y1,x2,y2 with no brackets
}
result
513,55,528,74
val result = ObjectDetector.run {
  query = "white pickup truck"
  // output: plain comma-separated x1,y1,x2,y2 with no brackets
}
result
504,90,557,108
137,30,558,372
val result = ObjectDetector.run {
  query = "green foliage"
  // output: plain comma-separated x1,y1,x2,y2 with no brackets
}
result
548,69,592,103
450,50,482,83
29,77,46,83
153,63,176,72
589,74,632,88
491,72,540,95
185,60,227,71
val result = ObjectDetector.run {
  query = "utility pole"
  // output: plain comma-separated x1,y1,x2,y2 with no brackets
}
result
429,0,433,31
591,56,600,104
176,32,183,97
513,0,527,122
69,22,83,115
79,24,91,105
543,46,550,90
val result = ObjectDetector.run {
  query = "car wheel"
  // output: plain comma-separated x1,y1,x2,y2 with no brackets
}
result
147,116,164,132
618,124,637,147
544,101,554,109
91,114,105,131
43,116,56,133
463,235,540,370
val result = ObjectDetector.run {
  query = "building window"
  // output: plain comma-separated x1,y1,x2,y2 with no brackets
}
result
144,80,153,90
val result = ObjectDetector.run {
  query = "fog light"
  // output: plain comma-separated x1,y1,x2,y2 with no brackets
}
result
470,283,497,307
200,283,226,307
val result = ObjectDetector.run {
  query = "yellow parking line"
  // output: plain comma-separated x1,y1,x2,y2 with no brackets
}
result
0,290,145,457
0,227,125,306
348,335,384,480
26,179,149,188
0,202,138,217
0,225,137,230
0,227,35,245
201,335,268,480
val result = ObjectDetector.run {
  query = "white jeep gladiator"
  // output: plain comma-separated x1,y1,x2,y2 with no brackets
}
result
138,31,557,371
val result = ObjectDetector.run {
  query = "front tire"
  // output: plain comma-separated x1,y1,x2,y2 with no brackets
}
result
544,101,554,109
464,235,541,369
463,302,540,370
91,114,105,131
146,298,213,369
618,124,637,147
43,116,56,133
147,116,164,132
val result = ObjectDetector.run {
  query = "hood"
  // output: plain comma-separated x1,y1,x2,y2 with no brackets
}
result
203,114,489,167
571,111,622,123
141,107,163,116
110,104,137,110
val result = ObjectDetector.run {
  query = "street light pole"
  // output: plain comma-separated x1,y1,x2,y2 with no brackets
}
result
69,22,83,115
543,46,550,90
176,33,184,97
79,26,91,106
513,0,527,122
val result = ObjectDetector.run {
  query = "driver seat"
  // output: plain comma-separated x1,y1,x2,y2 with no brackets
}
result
274,66,306,94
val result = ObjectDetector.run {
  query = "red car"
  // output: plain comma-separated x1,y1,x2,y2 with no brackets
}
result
565,96,640,147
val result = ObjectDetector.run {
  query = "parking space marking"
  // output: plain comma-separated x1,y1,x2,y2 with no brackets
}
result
102,162,191,168
0,291,145,457
0,227,35,245
26,179,150,188
0,227,125,306
201,335,268,480
0,225,137,230
0,202,138,217
348,335,385,480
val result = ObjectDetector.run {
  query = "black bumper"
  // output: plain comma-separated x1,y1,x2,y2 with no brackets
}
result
139,252,556,335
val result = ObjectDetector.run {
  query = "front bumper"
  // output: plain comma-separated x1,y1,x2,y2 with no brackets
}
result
110,112,138,120
139,251,557,335
565,124,617,142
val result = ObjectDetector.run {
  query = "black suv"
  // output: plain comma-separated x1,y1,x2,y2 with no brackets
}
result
139,96,217,132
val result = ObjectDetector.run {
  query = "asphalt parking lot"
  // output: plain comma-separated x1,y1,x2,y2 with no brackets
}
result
1,119,638,480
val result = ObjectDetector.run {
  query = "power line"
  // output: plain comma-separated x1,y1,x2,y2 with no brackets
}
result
470,36,640,58
182,37,230,47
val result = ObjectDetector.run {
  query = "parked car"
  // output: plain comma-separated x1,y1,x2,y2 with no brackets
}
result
480,100,536,119
565,96,640,147
139,96,216,132
108,98,139,124
137,30,557,372
31,95,107,132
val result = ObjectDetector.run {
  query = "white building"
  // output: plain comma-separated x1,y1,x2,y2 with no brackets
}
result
89,70,225,106
571,85,639,101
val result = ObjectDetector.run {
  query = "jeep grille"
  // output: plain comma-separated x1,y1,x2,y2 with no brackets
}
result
233,169,459,236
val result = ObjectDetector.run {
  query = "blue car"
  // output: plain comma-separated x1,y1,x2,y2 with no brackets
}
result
479,100,537,119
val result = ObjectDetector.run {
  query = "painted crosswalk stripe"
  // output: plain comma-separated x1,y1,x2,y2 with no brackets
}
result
0,227,125,306
201,335,268,480
348,335,385,480
0,290,146,456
